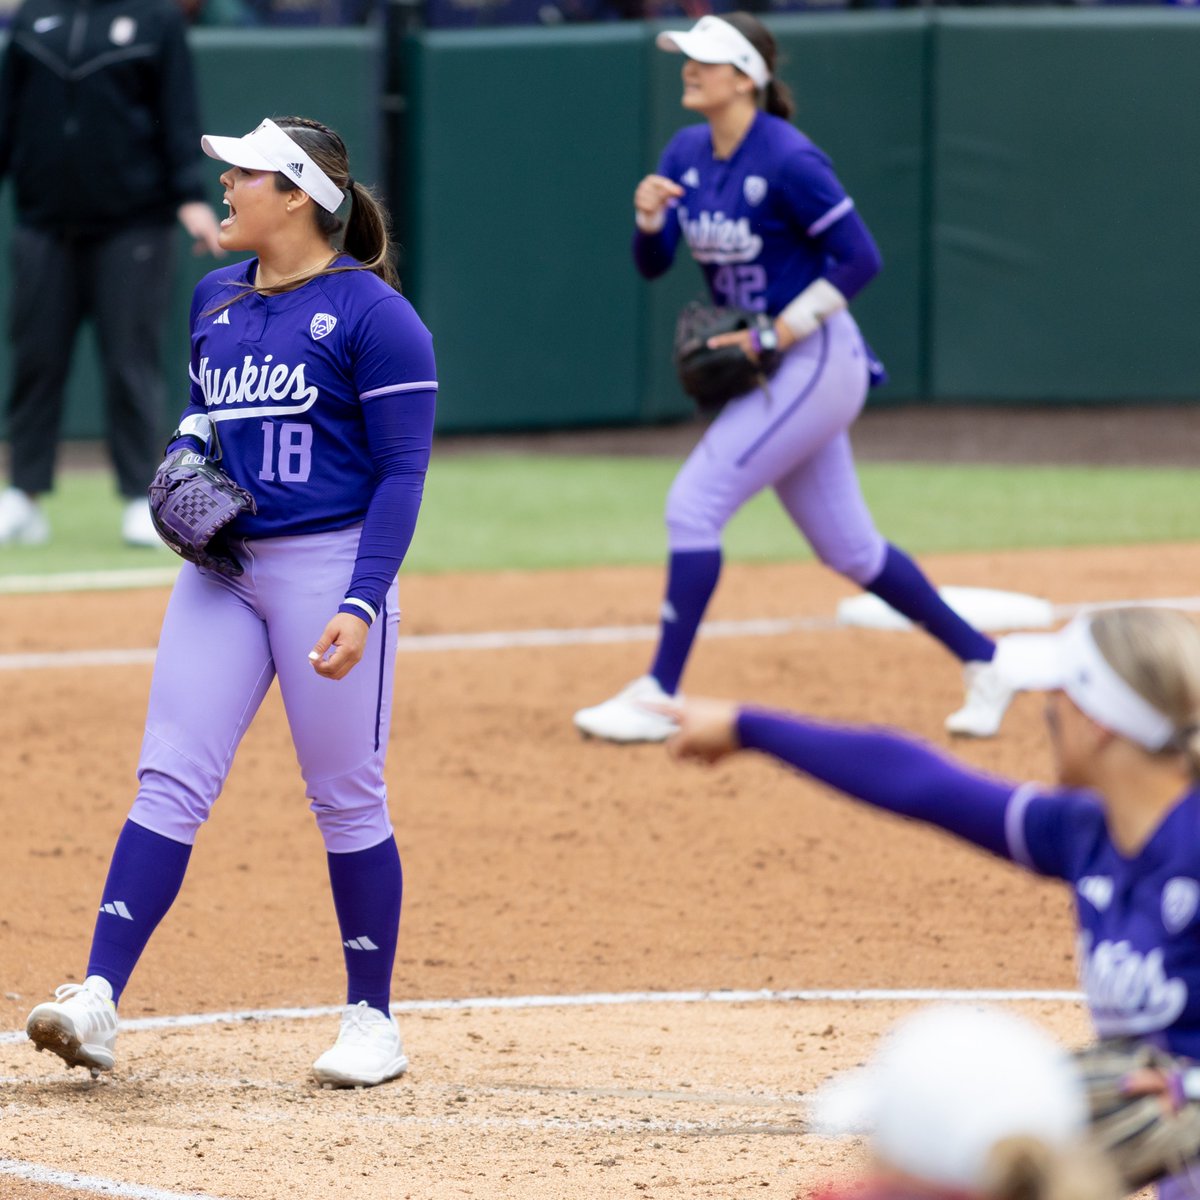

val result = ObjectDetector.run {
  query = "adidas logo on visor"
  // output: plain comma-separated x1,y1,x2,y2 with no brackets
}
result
287,161,304,175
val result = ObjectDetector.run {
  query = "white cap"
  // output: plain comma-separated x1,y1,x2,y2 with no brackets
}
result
656,16,772,91
201,118,345,214
809,1005,1086,1191
995,614,1175,751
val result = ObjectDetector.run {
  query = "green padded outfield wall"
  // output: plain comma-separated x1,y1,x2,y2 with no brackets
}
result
398,25,649,432
0,30,379,442
930,11,1200,401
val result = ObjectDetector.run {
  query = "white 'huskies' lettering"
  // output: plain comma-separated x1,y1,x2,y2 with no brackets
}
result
679,207,762,265
1079,933,1187,1036
199,355,319,418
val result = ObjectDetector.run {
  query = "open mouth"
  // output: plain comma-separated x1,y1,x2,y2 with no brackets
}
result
221,197,236,229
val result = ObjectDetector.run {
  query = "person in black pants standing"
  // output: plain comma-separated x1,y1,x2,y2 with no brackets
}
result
0,0,223,547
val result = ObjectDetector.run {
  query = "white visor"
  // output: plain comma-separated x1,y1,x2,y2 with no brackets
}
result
201,118,345,214
995,614,1176,751
656,16,771,91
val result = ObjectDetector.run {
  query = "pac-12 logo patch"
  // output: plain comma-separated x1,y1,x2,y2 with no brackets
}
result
1162,877,1200,934
310,313,337,340
109,16,136,44
1078,875,1113,911
743,175,768,206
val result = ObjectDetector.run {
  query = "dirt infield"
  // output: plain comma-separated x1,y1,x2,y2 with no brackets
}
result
3,538,1198,1199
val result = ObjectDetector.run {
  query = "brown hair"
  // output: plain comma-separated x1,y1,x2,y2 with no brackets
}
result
720,12,796,121
269,116,399,291
206,115,399,316
1089,606,1200,774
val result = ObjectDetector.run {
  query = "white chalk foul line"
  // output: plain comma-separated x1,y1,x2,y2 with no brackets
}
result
0,617,819,671
0,1158,227,1200
0,986,1085,1047
6,595,1200,672
0,647,159,670
0,567,180,595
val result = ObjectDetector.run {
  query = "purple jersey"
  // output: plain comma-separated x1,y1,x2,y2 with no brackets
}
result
1011,784,1200,1057
644,112,855,315
184,256,436,539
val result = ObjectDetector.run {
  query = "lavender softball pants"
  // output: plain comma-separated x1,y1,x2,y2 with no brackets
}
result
666,309,887,585
130,526,400,853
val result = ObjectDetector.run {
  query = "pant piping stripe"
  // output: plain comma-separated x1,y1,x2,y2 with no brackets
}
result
734,324,831,469
373,594,388,754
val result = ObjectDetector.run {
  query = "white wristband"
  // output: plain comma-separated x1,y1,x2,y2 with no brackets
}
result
176,413,213,446
636,208,667,234
780,279,848,343
341,597,377,624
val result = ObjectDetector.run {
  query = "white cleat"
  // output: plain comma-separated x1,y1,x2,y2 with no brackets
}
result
0,486,50,545
122,498,160,548
312,1001,408,1089
945,659,1015,738
573,675,679,744
26,976,118,1074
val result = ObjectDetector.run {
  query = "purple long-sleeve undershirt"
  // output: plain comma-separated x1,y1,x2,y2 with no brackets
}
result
338,387,436,623
819,208,881,302
632,222,681,281
735,708,1018,859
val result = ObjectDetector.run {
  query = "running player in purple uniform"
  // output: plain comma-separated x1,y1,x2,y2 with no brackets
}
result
24,116,436,1089
574,13,1011,744
664,606,1200,1151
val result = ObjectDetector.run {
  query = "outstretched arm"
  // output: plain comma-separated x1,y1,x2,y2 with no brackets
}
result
665,699,1020,859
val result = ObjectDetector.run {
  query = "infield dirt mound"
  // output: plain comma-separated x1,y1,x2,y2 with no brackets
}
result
1,540,1196,1199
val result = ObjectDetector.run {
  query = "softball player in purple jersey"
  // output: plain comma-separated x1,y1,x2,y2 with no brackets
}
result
574,13,1012,744
666,606,1200,1196
24,116,436,1089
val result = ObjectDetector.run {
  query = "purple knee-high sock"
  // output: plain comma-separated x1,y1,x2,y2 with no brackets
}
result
649,548,722,695
87,819,193,1005
326,836,402,1014
866,544,995,663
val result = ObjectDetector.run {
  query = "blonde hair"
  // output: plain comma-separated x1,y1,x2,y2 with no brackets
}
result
1089,607,1200,773
983,1136,1119,1200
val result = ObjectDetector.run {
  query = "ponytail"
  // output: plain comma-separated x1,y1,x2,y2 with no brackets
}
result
273,116,401,292
721,12,795,122
341,179,400,291
763,78,795,121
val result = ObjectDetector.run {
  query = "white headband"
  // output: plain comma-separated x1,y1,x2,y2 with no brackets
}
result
201,119,345,214
995,614,1177,751
656,16,772,91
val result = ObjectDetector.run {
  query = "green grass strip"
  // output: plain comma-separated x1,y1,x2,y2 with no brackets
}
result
0,458,1194,580
406,458,1199,572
